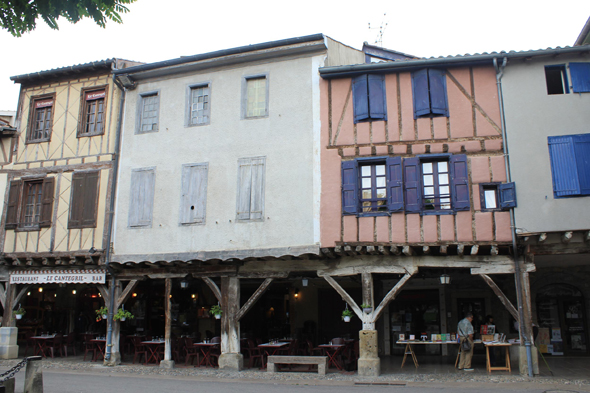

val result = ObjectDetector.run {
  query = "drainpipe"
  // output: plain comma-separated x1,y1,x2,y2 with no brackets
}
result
494,57,534,377
104,74,126,362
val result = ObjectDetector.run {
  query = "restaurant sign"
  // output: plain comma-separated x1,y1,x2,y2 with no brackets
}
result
10,270,106,284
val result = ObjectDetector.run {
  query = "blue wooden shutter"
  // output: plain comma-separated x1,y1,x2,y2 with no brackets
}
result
368,74,387,121
386,156,404,212
569,63,590,93
548,136,580,197
498,182,517,209
342,160,359,215
573,134,590,195
403,157,421,213
450,154,470,211
352,75,369,123
412,69,430,118
428,69,449,117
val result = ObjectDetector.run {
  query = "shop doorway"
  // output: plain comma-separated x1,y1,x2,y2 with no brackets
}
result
537,284,589,356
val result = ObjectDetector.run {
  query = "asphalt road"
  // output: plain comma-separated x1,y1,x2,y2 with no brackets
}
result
6,370,590,393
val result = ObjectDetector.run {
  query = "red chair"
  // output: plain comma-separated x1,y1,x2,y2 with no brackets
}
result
209,337,221,366
131,336,147,364
44,334,64,358
63,333,76,357
244,339,263,368
83,340,96,361
184,338,201,366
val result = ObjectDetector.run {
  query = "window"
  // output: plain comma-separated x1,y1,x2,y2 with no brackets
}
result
5,177,55,230
79,88,106,136
352,74,387,123
187,84,210,126
570,63,590,93
411,68,449,119
236,157,265,221
548,134,590,197
342,154,470,215
27,95,54,142
243,75,268,118
544,63,590,95
69,171,100,228
180,163,208,225
545,65,569,95
128,168,156,227
479,183,517,211
137,92,160,133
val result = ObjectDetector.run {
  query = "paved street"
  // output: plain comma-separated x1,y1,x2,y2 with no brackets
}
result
3,368,590,393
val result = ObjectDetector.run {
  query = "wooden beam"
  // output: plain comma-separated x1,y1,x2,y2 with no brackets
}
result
356,246,367,255
402,246,414,256
390,246,401,255
471,263,536,275
202,277,222,304
236,278,273,321
367,246,380,255
562,231,573,244
538,233,547,243
585,231,590,243
0,283,5,309
116,280,139,309
479,274,518,320
322,275,363,320
422,246,431,255
164,278,172,362
378,246,390,255
457,244,465,256
344,245,355,256
96,284,110,306
471,245,479,255
320,248,336,259
439,245,448,255
333,246,345,257
2,284,14,327
12,285,30,310
372,273,414,323
490,245,499,255
527,244,590,255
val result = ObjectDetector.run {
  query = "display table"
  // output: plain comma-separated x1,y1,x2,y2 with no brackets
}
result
484,342,512,373
396,340,461,369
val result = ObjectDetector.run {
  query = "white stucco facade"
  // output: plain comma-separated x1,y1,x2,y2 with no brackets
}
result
502,55,590,233
113,37,364,261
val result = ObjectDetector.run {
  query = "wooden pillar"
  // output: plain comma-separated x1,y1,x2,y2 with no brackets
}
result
2,283,15,327
160,278,174,368
218,276,243,370
359,272,379,376
361,273,375,330
0,282,19,359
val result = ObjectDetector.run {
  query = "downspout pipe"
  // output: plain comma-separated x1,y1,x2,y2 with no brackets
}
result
494,57,534,377
104,74,126,363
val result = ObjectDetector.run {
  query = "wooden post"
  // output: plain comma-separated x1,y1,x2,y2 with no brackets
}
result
2,283,14,327
105,280,122,366
218,277,242,370
479,274,518,320
361,273,374,330
160,278,174,368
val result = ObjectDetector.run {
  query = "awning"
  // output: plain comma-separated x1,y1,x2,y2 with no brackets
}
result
9,270,106,284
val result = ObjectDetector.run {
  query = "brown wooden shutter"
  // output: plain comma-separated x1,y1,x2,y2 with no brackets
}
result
5,180,21,229
39,176,55,228
68,173,85,228
81,171,99,227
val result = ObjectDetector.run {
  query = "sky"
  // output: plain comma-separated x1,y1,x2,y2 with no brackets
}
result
1,0,589,111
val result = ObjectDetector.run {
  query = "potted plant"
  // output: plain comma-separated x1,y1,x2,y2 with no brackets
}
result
360,303,373,313
95,306,108,320
342,309,353,322
13,308,26,320
113,308,134,322
209,304,222,320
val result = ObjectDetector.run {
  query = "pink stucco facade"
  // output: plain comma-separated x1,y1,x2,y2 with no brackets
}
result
320,65,512,248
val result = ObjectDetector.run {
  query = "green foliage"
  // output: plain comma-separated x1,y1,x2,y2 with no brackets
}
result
95,306,108,316
113,308,134,321
360,303,372,309
209,305,222,316
342,309,353,318
14,307,26,316
0,0,137,37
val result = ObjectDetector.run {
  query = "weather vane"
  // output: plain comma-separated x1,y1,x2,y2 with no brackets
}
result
368,13,388,47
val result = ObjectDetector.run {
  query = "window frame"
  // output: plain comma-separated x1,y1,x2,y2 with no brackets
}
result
359,160,388,214
179,162,208,225
548,133,590,198
68,170,100,229
185,82,211,127
242,74,269,119
26,93,56,144
135,90,160,134
128,167,156,228
544,65,570,95
5,176,55,231
479,183,500,211
420,158,452,213
479,182,518,211
236,156,266,222
78,85,108,137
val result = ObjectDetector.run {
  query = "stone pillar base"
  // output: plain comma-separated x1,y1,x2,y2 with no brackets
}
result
218,353,243,371
160,360,175,369
517,345,539,376
104,352,121,366
358,358,381,376
358,330,380,376
0,327,19,359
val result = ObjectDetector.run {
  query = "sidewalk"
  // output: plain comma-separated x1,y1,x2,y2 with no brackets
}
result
1,353,589,388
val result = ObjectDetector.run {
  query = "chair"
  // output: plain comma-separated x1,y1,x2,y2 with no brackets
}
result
131,336,147,364
63,333,76,357
244,339,263,368
83,340,96,361
209,337,221,366
44,334,64,358
23,331,35,357
184,338,201,366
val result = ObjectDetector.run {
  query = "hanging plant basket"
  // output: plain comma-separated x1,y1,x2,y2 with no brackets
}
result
102,314,108,320
15,314,23,320
360,304,372,313
343,316,351,323
120,317,126,322
214,314,221,320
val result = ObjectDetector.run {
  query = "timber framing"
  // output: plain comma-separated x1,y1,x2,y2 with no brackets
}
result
518,229,590,255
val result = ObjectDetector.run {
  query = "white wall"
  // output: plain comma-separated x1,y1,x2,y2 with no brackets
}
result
502,56,590,233
114,54,323,258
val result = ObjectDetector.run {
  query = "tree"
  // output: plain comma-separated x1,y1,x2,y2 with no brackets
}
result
0,0,137,37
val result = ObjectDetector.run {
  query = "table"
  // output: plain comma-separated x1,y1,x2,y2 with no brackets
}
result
484,342,512,373
90,339,106,361
141,340,165,365
396,340,462,369
258,342,289,368
30,335,55,357
317,344,346,370
193,342,220,367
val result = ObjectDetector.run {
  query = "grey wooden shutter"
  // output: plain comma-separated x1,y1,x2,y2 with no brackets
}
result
68,173,85,228
180,163,208,224
81,171,99,227
129,168,155,227
249,157,265,220
5,180,21,229
39,177,55,228
236,158,253,220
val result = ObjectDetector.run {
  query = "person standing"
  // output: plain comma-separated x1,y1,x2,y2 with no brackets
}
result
458,312,475,371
